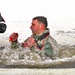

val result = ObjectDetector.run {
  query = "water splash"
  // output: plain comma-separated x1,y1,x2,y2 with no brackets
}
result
0,31,75,68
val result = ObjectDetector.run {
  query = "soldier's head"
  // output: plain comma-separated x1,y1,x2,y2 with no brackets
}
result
0,13,6,33
30,16,48,35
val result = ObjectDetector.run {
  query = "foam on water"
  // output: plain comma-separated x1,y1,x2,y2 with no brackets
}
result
0,35,75,66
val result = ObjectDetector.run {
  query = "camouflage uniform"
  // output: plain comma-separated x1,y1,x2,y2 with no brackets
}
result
10,40,19,50
10,28,59,59
30,28,59,59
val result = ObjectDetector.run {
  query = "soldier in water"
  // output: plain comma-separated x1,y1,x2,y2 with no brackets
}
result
0,13,7,50
0,13,7,33
9,16,59,60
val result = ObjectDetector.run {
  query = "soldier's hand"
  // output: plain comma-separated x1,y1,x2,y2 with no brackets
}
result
24,37,35,48
9,32,18,42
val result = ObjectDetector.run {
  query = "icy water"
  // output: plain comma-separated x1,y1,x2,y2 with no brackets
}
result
0,21,75,68
0,31,75,68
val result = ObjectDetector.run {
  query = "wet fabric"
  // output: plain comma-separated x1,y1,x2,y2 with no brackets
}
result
10,41,19,50
30,28,54,58
10,28,59,59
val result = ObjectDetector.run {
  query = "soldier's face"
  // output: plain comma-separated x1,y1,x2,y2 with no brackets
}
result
30,19,40,35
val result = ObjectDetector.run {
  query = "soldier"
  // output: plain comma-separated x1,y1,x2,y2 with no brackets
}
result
9,16,59,59
0,13,7,50
0,13,7,33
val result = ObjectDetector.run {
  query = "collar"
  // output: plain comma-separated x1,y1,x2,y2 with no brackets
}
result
33,28,50,41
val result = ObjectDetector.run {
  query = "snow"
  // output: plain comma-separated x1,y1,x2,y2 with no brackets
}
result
0,68,75,75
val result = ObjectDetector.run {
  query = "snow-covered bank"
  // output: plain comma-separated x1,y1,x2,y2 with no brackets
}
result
0,68,75,75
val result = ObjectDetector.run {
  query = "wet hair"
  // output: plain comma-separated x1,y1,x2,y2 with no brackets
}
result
0,13,5,22
0,23,6,33
32,16,48,28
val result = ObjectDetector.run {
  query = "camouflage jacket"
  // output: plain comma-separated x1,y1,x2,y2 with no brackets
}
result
10,40,19,50
30,28,58,59
10,28,59,59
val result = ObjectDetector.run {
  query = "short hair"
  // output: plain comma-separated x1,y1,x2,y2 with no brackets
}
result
32,16,48,28
0,23,6,33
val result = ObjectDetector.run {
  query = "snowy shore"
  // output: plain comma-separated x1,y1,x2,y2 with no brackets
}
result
0,68,75,75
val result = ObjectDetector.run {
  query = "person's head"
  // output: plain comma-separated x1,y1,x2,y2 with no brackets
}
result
0,13,5,22
0,13,6,33
30,16,48,35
